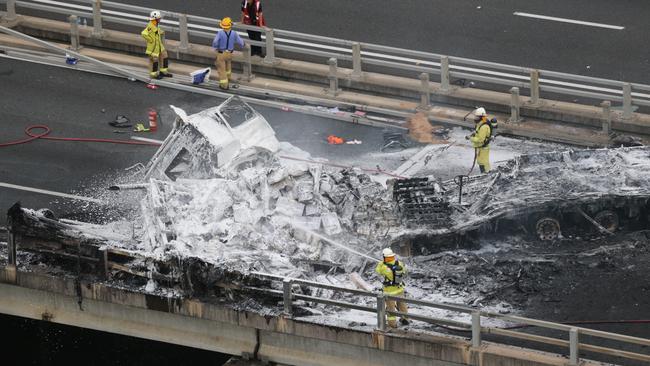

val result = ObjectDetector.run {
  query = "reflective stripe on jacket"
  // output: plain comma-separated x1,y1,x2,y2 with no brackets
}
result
241,0,265,26
141,21,165,57
375,260,406,296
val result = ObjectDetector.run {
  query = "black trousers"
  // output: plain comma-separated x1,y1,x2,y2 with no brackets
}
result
247,30,263,56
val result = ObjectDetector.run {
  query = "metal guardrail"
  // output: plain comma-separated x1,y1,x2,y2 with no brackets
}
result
250,272,650,366
2,0,650,119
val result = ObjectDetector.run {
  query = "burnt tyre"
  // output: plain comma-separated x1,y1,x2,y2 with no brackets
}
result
535,217,561,241
594,210,619,233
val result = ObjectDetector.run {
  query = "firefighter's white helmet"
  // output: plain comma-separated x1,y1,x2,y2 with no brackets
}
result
382,248,395,258
473,107,487,117
149,10,162,20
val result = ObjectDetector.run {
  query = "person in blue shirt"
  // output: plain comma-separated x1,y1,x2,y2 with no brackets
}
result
212,17,245,90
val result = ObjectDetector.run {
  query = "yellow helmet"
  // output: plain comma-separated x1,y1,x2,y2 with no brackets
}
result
220,17,233,29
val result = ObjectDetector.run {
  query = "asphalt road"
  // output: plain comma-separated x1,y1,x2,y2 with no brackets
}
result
0,57,390,224
123,0,650,83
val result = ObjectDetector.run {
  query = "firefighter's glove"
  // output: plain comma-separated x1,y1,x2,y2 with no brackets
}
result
133,123,150,132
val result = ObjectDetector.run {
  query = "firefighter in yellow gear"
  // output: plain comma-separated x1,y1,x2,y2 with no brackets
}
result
375,248,409,328
141,10,172,79
466,107,492,173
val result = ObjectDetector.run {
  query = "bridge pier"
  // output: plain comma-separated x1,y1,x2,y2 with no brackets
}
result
0,266,613,366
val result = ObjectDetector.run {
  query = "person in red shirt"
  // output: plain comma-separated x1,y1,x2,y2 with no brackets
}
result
241,0,266,57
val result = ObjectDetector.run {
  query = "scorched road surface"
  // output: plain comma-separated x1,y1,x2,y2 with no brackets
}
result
0,58,390,224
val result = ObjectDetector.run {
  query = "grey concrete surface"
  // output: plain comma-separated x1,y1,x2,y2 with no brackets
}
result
125,0,650,83
0,57,392,224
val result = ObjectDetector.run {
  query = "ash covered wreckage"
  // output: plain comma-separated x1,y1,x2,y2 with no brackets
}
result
6,97,650,322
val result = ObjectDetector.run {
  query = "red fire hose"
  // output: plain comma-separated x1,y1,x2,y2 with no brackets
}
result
0,125,160,147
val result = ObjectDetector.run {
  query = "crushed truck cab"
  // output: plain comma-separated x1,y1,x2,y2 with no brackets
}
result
144,96,279,181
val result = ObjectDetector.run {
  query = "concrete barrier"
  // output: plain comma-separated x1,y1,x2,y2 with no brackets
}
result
6,14,650,138
0,266,609,366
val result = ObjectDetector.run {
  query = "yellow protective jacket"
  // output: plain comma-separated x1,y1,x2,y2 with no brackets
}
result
470,119,491,149
375,259,406,296
141,20,165,57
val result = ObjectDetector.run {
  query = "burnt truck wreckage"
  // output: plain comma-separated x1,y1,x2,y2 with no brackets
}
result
396,147,650,252
4,97,650,300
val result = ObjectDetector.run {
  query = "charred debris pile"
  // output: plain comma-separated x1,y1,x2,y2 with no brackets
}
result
4,98,650,316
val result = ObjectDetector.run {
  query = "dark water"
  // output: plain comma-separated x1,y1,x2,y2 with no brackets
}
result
1,313,231,366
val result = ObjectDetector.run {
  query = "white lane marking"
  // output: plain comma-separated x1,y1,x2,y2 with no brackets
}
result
24,0,648,100
513,12,624,30
130,136,163,144
0,182,104,204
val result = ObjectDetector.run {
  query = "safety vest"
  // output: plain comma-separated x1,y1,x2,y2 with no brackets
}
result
141,21,165,57
241,0,265,26
383,260,405,287
376,260,406,295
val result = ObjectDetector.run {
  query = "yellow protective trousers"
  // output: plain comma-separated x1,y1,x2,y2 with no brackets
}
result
385,293,408,328
216,51,233,88
477,147,490,173
148,50,168,78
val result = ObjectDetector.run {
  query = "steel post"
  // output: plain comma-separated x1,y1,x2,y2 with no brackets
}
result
178,14,189,52
509,87,522,123
471,311,481,348
91,0,103,38
263,27,276,65
282,279,292,316
601,100,611,134
4,0,17,21
328,57,339,96
530,69,540,105
419,72,430,110
7,226,16,266
440,56,450,92
376,294,386,331
569,327,580,365
622,83,633,120
242,43,254,81
351,42,362,79
69,15,80,51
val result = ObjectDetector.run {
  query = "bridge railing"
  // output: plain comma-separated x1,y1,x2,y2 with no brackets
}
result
3,0,650,118
250,272,650,366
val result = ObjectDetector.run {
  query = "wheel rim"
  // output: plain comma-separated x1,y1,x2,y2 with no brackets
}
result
594,210,619,233
536,217,561,241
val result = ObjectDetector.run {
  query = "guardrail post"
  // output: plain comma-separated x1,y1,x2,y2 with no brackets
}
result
178,14,190,53
569,327,579,365
91,0,104,38
263,27,277,65
327,57,340,96
509,87,522,123
7,225,16,266
282,278,292,316
471,311,481,348
601,100,612,134
419,72,430,110
4,0,17,21
440,56,450,92
376,293,386,331
622,83,633,120
69,15,80,51
351,42,362,79
242,43,254,81
529,69,540,105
